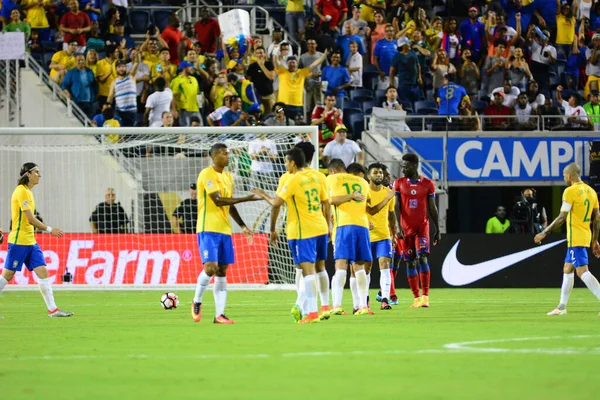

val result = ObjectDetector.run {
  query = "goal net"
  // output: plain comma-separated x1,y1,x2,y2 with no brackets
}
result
0,126,319,289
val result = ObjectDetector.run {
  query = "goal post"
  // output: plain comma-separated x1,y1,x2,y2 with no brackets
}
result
0,126,319,290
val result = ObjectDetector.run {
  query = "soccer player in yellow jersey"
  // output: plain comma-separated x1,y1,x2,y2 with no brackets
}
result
264,148,331,324
327,160,394,315
0,163,73,318
535,163,600,316
365,163,398,310
191,144,262,324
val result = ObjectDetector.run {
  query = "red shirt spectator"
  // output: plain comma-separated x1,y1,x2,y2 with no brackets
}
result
194,7,220,55
315,0,348,31
59,1,91,47
311,95,343,143
484,92,511,130
162,25,184,65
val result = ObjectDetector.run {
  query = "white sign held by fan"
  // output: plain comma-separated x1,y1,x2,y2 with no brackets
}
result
218,10,251,43
0,32,25,60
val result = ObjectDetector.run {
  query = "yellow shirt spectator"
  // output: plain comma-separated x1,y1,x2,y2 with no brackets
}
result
276,67,311,107
23,0,51,29
211,84,238,109
103,118,121,143
150,62,177,85
49,50,76,80
359,0,385,23
196,166,235,235
8,185,36,245
96,58,116,97
170,74,200,112
286,0,304,12
142,51,160,72
556,14,576,45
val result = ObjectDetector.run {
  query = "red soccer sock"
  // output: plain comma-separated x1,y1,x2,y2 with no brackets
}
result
407,275,420,298
420,271,430,296
390,270,397,298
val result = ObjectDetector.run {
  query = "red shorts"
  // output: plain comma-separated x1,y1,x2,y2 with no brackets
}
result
397,225,430,261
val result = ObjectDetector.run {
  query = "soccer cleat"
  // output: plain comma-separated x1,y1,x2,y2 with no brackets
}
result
547,308,567,316
298,312,320,324
319,305,331,320
330,306,346,316
421,295,430,308
381,299,392,310
409,298,422,308
214,314,236,324
389,296,399,305
375,291,383,302
48,309,73,318
191,302,202,322
356,307,371,315
291,304,303,322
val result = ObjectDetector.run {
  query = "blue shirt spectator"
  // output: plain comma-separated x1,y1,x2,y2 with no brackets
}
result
459,8,486,62
62,55,98,118
80,0,100,22
438,79,468,116
222,109,243,126
321,64,351,98
373,36,398,75
336,22,365,64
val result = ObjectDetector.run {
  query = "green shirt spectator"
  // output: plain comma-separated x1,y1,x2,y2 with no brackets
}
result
2,9,31,51
583,91,600,130
486,206,510,234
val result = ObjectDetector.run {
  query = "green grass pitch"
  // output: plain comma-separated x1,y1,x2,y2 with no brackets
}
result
1,288,599,400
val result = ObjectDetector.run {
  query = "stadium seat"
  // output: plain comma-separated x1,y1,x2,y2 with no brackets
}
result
417,107,440,115
414,100,438,113
363,71,379,91
400,100,413,111
129,10,151,34
407,118,423,131
41,41,58,52
31,52,43,64
42,52,53,68
361,99,376,114
352,95,375,104
344,100,361,110
349,113,365,136
152,9,172,32
364,64,378,74
471,100,488,114
549,75,561,91
350,88,374,101
343,107,362,116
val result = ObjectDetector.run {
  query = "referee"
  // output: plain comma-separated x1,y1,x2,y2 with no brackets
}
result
172,183,198,234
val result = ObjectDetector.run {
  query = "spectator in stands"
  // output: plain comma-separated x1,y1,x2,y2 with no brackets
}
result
337,20,365,65
171,183,198,234
527,26,556,93
321,50,351,109
162,13,183,65
322,125,364,167
507,47,534,91
382,86,402,110
438,73,469,115
109,0,132,21
92,103,121,127
411,29,432,73
374,24,398,90
207,93,232,126
439,18,461,68
80,0,100,23
526,80,546,112
562,29,586,91
311,94,342,143
161,111,174,127
484,39,508,94
459,7,486,63
210,71,237,109
347,4,370,51
101,8,119,36
537,96,562,130
22,0,51,42
151,48,177,85
485,206,510,234
95,44,118,106
390,36,421,104
127,48,150,113
221,95,248,127
370,10,386,63
3,9,31,40
275,51,329,119
49,39,78,84
484,92,512,131
492,80,520,107
431,48,456,97
556,85,591,129
141,31,169,73
194,7,220,56
59,0,91,51
425,16,443,48
102,107,121,143
264,102,296,126
272,41,290,100
171,61,201,127
592,2,600,31
89,188,129,233
62,53,97,119
144,77,173,127
512,92,536,130
108,19,134,49
458,49,480,97
246,46,275,114
556,0,576,57
458,99,481,131
229,72,260,113
584,90,600,130
178,22,195,61
392,0,415,33
267,27,284,61
315,21,337,53
248,133,279,191
347,40,363,89
28,30,42,54
107,58,140,127
299,38,328,119
86,21,104,53
486,14,522,60
315,0,348,35
356,0,385,24
286,0,306,42
585,34,600,101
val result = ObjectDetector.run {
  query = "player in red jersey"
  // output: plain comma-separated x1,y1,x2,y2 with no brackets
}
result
393,153,441,308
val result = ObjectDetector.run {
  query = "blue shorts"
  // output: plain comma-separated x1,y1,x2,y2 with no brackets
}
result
4,244,46,272
198,232,234,265
565,247,589,268
334,225,372,262
371,239,393,260
288,234,328,265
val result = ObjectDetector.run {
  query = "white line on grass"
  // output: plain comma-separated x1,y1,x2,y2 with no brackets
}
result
444,335,600,354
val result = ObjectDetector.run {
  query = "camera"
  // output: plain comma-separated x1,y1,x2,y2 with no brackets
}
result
62,268,73,283
247,115,258,126
148,24,157,36
543,51,549,57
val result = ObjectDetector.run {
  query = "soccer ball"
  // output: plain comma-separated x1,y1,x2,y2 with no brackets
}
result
160,292,179,310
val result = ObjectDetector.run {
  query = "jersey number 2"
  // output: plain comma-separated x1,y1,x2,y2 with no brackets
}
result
584,199,591,223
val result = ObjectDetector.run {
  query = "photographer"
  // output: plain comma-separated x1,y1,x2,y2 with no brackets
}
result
527,26,557,93
510,188,547,234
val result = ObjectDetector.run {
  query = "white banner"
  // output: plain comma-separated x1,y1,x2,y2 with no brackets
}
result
0,32,25,60
217,10,251,43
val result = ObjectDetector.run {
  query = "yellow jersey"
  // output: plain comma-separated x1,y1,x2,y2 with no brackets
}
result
326,173,371,230
23,0,51,28
170,75,200,112
368,186,395,242
150,62,177,85
556,15,576,45
96,58,116,97
562,181,599,247
278,168,329,240
142,51,160,71
8,185,36,246
276,67,311,107
360,0,385,22
49,50,75,79
196,166,234,235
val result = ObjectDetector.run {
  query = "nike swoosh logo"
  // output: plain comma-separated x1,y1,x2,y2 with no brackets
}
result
442,239,566,286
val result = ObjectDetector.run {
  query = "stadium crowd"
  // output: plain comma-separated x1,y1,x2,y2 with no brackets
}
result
2,0,600,135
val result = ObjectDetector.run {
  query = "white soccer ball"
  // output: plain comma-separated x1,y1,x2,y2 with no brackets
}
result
160,292,179,310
